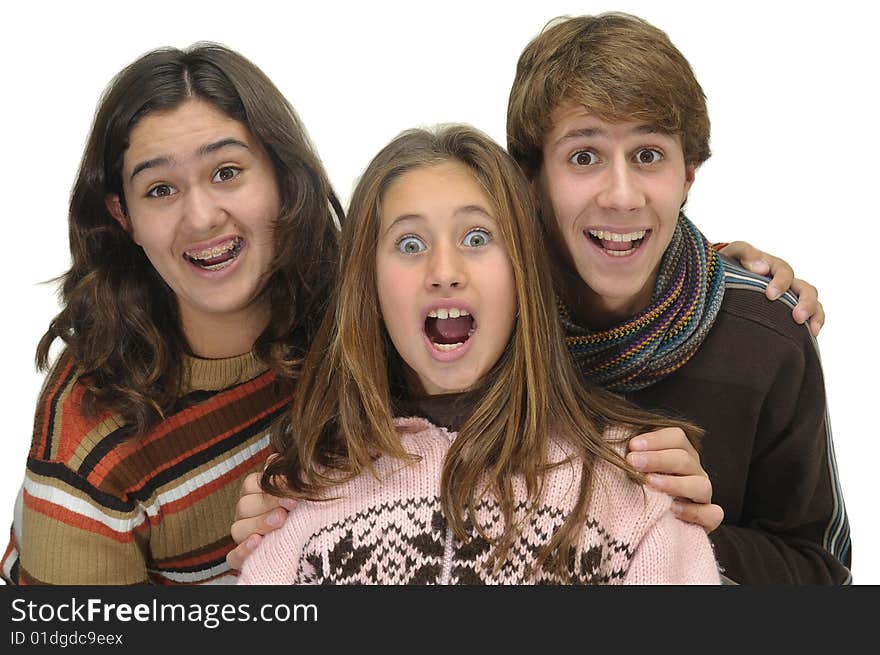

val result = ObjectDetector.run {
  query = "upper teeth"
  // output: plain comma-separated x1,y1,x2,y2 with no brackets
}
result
588,230,647,242
186,238,240,260
427,308,470,319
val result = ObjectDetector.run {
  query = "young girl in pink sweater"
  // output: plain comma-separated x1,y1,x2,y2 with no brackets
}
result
238,126,720,585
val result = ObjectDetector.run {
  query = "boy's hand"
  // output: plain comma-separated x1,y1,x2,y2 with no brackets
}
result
226,469,296,572
719,240,824,337
626,427,724,534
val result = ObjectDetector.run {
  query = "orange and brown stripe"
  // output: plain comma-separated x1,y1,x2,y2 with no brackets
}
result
3,350,293,585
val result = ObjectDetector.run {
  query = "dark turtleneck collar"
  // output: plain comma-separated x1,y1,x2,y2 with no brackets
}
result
392,388,482,433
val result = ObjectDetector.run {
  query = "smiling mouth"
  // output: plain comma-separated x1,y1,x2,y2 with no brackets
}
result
586,229,650,257
184,237,244,271
424,307,476,352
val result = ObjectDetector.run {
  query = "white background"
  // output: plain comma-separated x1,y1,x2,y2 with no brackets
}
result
2,0,876,583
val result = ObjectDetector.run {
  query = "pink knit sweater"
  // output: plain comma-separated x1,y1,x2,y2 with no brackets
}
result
239,418,720,585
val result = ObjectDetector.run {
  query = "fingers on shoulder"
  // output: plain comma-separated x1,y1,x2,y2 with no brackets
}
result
629,426,692,452
647,472,712,502
671,500,724,534
226,534,262,572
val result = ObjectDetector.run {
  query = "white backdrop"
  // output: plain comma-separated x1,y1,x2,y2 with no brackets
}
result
2,0,876,583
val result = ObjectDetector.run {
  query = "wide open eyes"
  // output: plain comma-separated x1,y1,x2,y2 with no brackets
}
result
568,147,664,167
569,150,599,166
462,228,492,248
395,227,492,255
397,235,427,254
634,148,663,165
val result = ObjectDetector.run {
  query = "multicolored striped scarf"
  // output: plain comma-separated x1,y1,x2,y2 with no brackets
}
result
560,213,725,391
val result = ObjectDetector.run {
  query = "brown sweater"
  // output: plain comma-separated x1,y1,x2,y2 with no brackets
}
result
624,261,850,584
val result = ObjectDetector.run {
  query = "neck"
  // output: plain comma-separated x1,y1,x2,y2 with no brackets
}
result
394,386,481,433
558,214,725,392
561,271,655,330
180,300,272,359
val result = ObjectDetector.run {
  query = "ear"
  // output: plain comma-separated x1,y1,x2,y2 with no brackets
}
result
105,194,131,234
680,163,697,208
684,163,697,190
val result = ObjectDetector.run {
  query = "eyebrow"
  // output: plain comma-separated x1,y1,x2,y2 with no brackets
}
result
554,124,660,146
129,137,251,182
382,204,494,235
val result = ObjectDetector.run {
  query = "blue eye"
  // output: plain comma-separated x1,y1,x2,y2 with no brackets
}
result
147,183,176,198
213,166,241,182
397,236,426,254
462,228,491,248
634,148,663,164
569,150,599,166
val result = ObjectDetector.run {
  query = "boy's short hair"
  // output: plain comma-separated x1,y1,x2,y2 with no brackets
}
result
507,12,711,179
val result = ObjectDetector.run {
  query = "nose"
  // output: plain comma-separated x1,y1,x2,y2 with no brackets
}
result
181,185,223,233
596,158,646,211
425,241,466,291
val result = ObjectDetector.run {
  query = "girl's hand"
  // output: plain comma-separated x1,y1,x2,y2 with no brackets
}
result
626,427,724,534
226,470,296,572
719,240,824,337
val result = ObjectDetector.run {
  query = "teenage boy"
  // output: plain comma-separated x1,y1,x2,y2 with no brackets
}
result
506,12,849,584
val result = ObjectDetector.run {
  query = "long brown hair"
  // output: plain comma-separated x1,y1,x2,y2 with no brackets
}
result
265,125,700,579
39,43,341,436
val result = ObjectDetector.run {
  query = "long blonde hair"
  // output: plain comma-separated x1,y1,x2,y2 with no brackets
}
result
264,125,701,579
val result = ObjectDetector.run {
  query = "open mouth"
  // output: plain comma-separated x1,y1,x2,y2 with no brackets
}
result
183,237,244,271
587,229,650,257
424,307,476,352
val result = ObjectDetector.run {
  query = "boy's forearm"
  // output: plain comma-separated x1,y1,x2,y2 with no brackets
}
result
710,524,851,585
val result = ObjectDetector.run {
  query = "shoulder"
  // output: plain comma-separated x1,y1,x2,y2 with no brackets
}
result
574,427,678,546
586,450,717,583
675,256,821,386
718,256,814,348
16,357,148,576
544,427,671,535
21,353,142,526
28,350,125,468
542,429,709,582
589,441,673,540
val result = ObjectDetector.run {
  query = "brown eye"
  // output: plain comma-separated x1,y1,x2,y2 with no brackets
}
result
636,148,662,164
570,150,598,166
147,184,174,198
213,166,241,183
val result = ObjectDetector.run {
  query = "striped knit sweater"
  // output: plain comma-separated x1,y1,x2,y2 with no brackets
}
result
1,350,292,585
238,418,721,585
